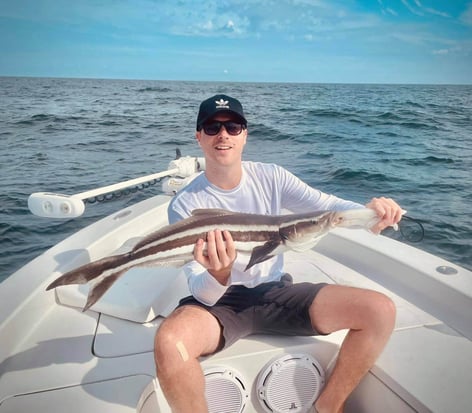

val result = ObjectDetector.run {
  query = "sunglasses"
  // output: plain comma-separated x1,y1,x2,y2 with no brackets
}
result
199,121,246,136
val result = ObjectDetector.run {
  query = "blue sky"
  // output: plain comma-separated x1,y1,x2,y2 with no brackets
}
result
1,0,471,84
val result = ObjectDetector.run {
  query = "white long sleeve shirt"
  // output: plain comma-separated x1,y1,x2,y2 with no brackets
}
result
167,161,362,305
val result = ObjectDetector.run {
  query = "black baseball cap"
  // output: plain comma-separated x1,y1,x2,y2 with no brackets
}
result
196,94,247,130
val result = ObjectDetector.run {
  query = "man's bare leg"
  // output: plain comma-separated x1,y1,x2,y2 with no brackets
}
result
310,285,396,413
154,305,222,413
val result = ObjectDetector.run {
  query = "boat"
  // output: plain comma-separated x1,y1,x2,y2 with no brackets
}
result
1,154,471,413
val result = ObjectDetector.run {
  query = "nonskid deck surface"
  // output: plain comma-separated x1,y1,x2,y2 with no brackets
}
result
2,243,471,413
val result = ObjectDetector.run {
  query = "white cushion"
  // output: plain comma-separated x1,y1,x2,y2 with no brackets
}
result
56,266,190,323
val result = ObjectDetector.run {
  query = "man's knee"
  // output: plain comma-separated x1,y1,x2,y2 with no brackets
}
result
309,285,396,333
154,305,222,371
351,290,396,337
154,319,183,371
370,291,396,329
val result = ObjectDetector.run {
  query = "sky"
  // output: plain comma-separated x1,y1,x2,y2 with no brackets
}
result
0,0,471,84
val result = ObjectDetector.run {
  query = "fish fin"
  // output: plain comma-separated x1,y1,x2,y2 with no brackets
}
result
245,241,281,271
191,208,235,217
46,253,129,290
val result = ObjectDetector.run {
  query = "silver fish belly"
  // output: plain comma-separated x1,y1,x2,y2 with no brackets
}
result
46,208,379,311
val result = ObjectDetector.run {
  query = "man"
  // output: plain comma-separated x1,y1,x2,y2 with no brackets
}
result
154,94,401,413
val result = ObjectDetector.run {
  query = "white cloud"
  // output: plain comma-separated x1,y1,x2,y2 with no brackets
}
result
423,7,450,18
393,32,427,45
377,0,398,17
290,0,329,7
402,0,450,18
460,3,472,26
201,21,214,31
176,0,377,39
432,45,463,55
401,0,423,16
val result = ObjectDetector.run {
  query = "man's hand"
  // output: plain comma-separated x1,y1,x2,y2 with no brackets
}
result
194,229,237,286
366,197,404,234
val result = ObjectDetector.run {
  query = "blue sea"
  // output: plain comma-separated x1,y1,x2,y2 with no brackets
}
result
1,77,471,282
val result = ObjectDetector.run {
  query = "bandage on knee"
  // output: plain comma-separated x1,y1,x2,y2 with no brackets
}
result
176,340,189,361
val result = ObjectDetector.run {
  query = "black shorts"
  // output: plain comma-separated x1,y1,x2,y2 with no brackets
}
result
177,274,328,350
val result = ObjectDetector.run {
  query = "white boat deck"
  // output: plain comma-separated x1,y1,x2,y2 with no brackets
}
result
1,194,471,413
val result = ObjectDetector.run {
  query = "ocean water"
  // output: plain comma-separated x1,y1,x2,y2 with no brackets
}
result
0,77,471,282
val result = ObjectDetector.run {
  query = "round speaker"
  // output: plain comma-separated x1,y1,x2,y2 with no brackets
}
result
204,367,249,413
257,353,325,413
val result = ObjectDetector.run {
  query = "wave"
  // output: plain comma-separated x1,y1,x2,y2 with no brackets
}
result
14,114,88,126
398,121,441,131
32,113,56,121
376,131,401,138
327,167,391,183
306,108,347,118
304,108,444,132
300,151,333,160
249,123,291,141
403,156,455,166
137,86,172,93
404,100,425,109
377,111,403,121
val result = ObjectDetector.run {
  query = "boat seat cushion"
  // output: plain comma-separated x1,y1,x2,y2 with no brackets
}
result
55,266,190,323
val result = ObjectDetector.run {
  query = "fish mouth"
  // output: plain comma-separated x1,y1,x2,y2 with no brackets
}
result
331,209,379,229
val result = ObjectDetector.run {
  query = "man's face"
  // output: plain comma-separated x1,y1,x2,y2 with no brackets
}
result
196,113,247,167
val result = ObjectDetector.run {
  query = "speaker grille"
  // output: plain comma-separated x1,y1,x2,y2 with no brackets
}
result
257,354,325,413
205,367,248,413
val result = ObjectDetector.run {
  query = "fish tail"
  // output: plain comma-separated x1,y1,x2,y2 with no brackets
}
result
82,269,127,312
81,256,191,312
46,253,129,291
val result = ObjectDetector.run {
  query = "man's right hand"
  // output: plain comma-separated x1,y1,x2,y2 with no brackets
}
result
194,229,236,286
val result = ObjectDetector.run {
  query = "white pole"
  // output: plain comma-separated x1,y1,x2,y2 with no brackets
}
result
28,156,204,219
74,168,179,200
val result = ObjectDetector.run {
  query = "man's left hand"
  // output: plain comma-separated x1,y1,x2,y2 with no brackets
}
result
366,197,404,234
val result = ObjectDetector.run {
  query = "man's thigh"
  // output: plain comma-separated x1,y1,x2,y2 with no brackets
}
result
156,305,223,358
309,284,394,335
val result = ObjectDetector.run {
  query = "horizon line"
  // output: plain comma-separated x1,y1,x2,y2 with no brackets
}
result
1,74,471,87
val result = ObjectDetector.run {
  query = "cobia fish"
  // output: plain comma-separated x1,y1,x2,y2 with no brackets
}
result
46,208,381,311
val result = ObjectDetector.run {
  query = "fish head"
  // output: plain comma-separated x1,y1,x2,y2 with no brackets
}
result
280,209,380,252
280,211,339,251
